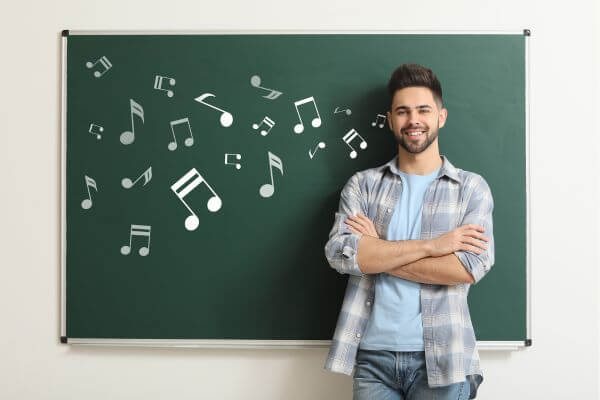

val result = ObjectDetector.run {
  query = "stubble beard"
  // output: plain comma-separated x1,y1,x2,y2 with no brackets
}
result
395,123,439,154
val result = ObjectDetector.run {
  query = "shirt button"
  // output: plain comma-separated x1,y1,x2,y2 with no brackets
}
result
366,301,371,306
387,208,391,213
356,333,361,338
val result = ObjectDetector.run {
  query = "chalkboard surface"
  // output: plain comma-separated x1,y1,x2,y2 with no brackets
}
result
62,32,527,343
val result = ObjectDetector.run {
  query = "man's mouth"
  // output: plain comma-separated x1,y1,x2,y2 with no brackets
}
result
404,130,426,138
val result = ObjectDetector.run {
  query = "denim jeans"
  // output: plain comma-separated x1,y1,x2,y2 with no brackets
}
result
353,349,471,400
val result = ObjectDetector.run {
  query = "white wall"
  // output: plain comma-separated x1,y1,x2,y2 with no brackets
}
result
1,0,598,398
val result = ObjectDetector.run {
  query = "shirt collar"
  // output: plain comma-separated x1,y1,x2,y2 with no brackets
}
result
383,154,462,183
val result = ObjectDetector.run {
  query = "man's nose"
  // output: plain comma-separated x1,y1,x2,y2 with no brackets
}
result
408,110,422,125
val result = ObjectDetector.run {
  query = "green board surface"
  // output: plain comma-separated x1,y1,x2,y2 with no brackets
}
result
64,33,527,342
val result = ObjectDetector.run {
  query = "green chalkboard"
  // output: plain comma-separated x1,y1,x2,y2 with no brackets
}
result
62,32,528,344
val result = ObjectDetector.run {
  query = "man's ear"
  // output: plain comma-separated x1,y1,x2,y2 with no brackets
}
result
438,108,448,129
386,110,393,130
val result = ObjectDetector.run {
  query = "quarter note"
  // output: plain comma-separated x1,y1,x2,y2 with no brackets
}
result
85,56,112,78
153,75,176,97
293,96,322,134
252,116,276,136
194,93,233,127
308,141,326,159
170,168,222,231
120,224,151,256
88,123,104,139
122,167,152,189
250,75,283,100
259,152,284,198
334,107,352,116
342,129,368,159
81,175,98,209
167,117,194,151
120,99,144,145
225,153,242,170
371,113,387,128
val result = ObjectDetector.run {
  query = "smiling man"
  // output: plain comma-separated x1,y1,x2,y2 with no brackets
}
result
323,64,495,400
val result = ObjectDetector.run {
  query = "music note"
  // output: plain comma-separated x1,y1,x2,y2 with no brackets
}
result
167,117,194,151
225,153,242,170
85,56,112,78
252,116,276,136
308,142,326,159
293,96,322,134
194,93,233,127
81,175,98,209
250,75,283,100
334,107,352,116
120,99,144,145
122,167,152,189
342,129,368,159
88,123,104,139
153,75,176,97
171,168,222,231
259,152,284,198
120,224,151,256
371,113,387,128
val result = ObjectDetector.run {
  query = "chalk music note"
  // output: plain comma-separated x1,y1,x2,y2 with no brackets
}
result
122,167,152,189
225,153,242,170
371,113,387,128
293,96,322,134
308,142,326,159
250,75,283,100
153,75,176,97
259,152,284,198
120,224,151,256
85,56,112,78
334,107,352,116
342,129,368,159
81,175,98,209
171,168,222,231
252,116,276,136
194,93,233,127
88,123,104,139
168,117,194,151
120,99,144,145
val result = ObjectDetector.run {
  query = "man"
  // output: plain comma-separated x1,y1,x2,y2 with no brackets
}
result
323,64,494,400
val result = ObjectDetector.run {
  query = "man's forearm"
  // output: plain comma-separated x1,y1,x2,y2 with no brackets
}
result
357,235,432,274
386,254,475,285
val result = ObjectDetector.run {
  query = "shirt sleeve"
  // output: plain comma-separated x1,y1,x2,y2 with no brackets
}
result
453,174,495,284
324,173,367,277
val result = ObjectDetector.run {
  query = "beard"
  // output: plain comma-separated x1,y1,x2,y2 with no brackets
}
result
394,124,439,154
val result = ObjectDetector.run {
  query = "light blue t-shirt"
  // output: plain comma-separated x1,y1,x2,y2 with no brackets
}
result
360,166,440,351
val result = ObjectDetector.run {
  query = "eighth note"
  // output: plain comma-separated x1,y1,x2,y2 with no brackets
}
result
308,142,326,159
168,117,194,151
81,175,98,210
252,116,276,136
122,167,152,189
85,56,112,78
371,113,387,128
342,128,368,159
194,93,233,127
293,96,322,134
120,224,151,256
259,151,284,198
120,99,144,145
88,123,104,140
171,168,222,231
153,75,176,97
334,107,352,116
225,153,242,170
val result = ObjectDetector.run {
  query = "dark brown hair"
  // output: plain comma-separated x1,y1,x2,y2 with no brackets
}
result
387,64,443,109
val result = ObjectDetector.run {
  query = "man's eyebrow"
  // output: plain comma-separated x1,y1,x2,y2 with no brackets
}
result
394,105,433,111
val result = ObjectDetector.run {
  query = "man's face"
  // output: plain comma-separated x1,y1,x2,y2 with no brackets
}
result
387,87,447,154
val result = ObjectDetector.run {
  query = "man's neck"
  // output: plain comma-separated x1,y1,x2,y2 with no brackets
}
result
396,148,443,176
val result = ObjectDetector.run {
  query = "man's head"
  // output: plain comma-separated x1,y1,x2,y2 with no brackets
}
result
386,64,448,155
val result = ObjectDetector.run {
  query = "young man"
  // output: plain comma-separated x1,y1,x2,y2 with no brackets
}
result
323,64,494,400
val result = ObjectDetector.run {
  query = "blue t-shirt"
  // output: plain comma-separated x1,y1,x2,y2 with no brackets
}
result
360,166,440,351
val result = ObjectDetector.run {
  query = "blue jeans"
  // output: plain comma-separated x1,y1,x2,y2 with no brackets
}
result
353,349,471,400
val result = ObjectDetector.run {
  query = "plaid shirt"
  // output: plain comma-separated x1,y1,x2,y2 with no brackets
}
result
323,155,494,398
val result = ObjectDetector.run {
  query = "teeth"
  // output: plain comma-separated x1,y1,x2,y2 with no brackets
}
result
407,131,424,136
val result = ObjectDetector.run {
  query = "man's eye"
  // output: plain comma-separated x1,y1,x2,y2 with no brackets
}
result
420,109,430,113
397,111,406,115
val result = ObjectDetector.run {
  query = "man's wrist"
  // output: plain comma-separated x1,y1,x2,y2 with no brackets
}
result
422,239,434,257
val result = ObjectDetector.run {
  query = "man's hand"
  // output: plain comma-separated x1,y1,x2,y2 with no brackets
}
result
345,213,379,239
429,224,489,257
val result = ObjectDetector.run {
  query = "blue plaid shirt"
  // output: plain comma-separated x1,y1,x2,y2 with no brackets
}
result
323,155,494,398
